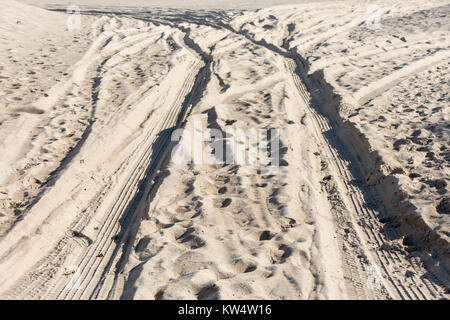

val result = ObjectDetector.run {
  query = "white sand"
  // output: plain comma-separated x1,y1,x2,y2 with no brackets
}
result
0,0,448,299
19,0,324,10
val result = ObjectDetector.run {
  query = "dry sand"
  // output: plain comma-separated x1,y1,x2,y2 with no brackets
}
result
0,0,448,299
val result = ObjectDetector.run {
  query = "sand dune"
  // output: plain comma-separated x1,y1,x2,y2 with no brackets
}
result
0,0,448,300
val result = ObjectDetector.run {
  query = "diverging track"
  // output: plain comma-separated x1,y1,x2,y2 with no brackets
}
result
122,10,449,299
52,33,212,302
0,19,212,299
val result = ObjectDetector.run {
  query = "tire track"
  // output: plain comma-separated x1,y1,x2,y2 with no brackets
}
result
52,59,204,299
285,57,448,299
3,9,447,300
1,25,207,300
148,12,384,298
193,11,447,299
123,11,448,299
50,29,211,300
283,59,381,299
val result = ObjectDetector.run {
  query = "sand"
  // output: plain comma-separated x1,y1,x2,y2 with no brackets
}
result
0,0,448,300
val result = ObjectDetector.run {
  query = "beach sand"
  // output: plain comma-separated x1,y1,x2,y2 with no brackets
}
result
0,0,448,299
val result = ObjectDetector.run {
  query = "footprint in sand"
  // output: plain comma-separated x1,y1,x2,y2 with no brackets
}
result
218,186,227,194
221,198,232,208
197,283,220,300
175,227,206,249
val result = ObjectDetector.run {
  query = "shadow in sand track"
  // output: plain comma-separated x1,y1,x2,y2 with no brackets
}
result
139,10,450,296
88,30,213,300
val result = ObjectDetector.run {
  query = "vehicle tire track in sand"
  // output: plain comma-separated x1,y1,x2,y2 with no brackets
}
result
2,8,447,300
0,24,207,300
284,59,383,299
50,31,210,301
55,65,201,300
200,13,447,299
237,11,448,298
285,57,448,299
353,49,450,107
149,12,386,299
